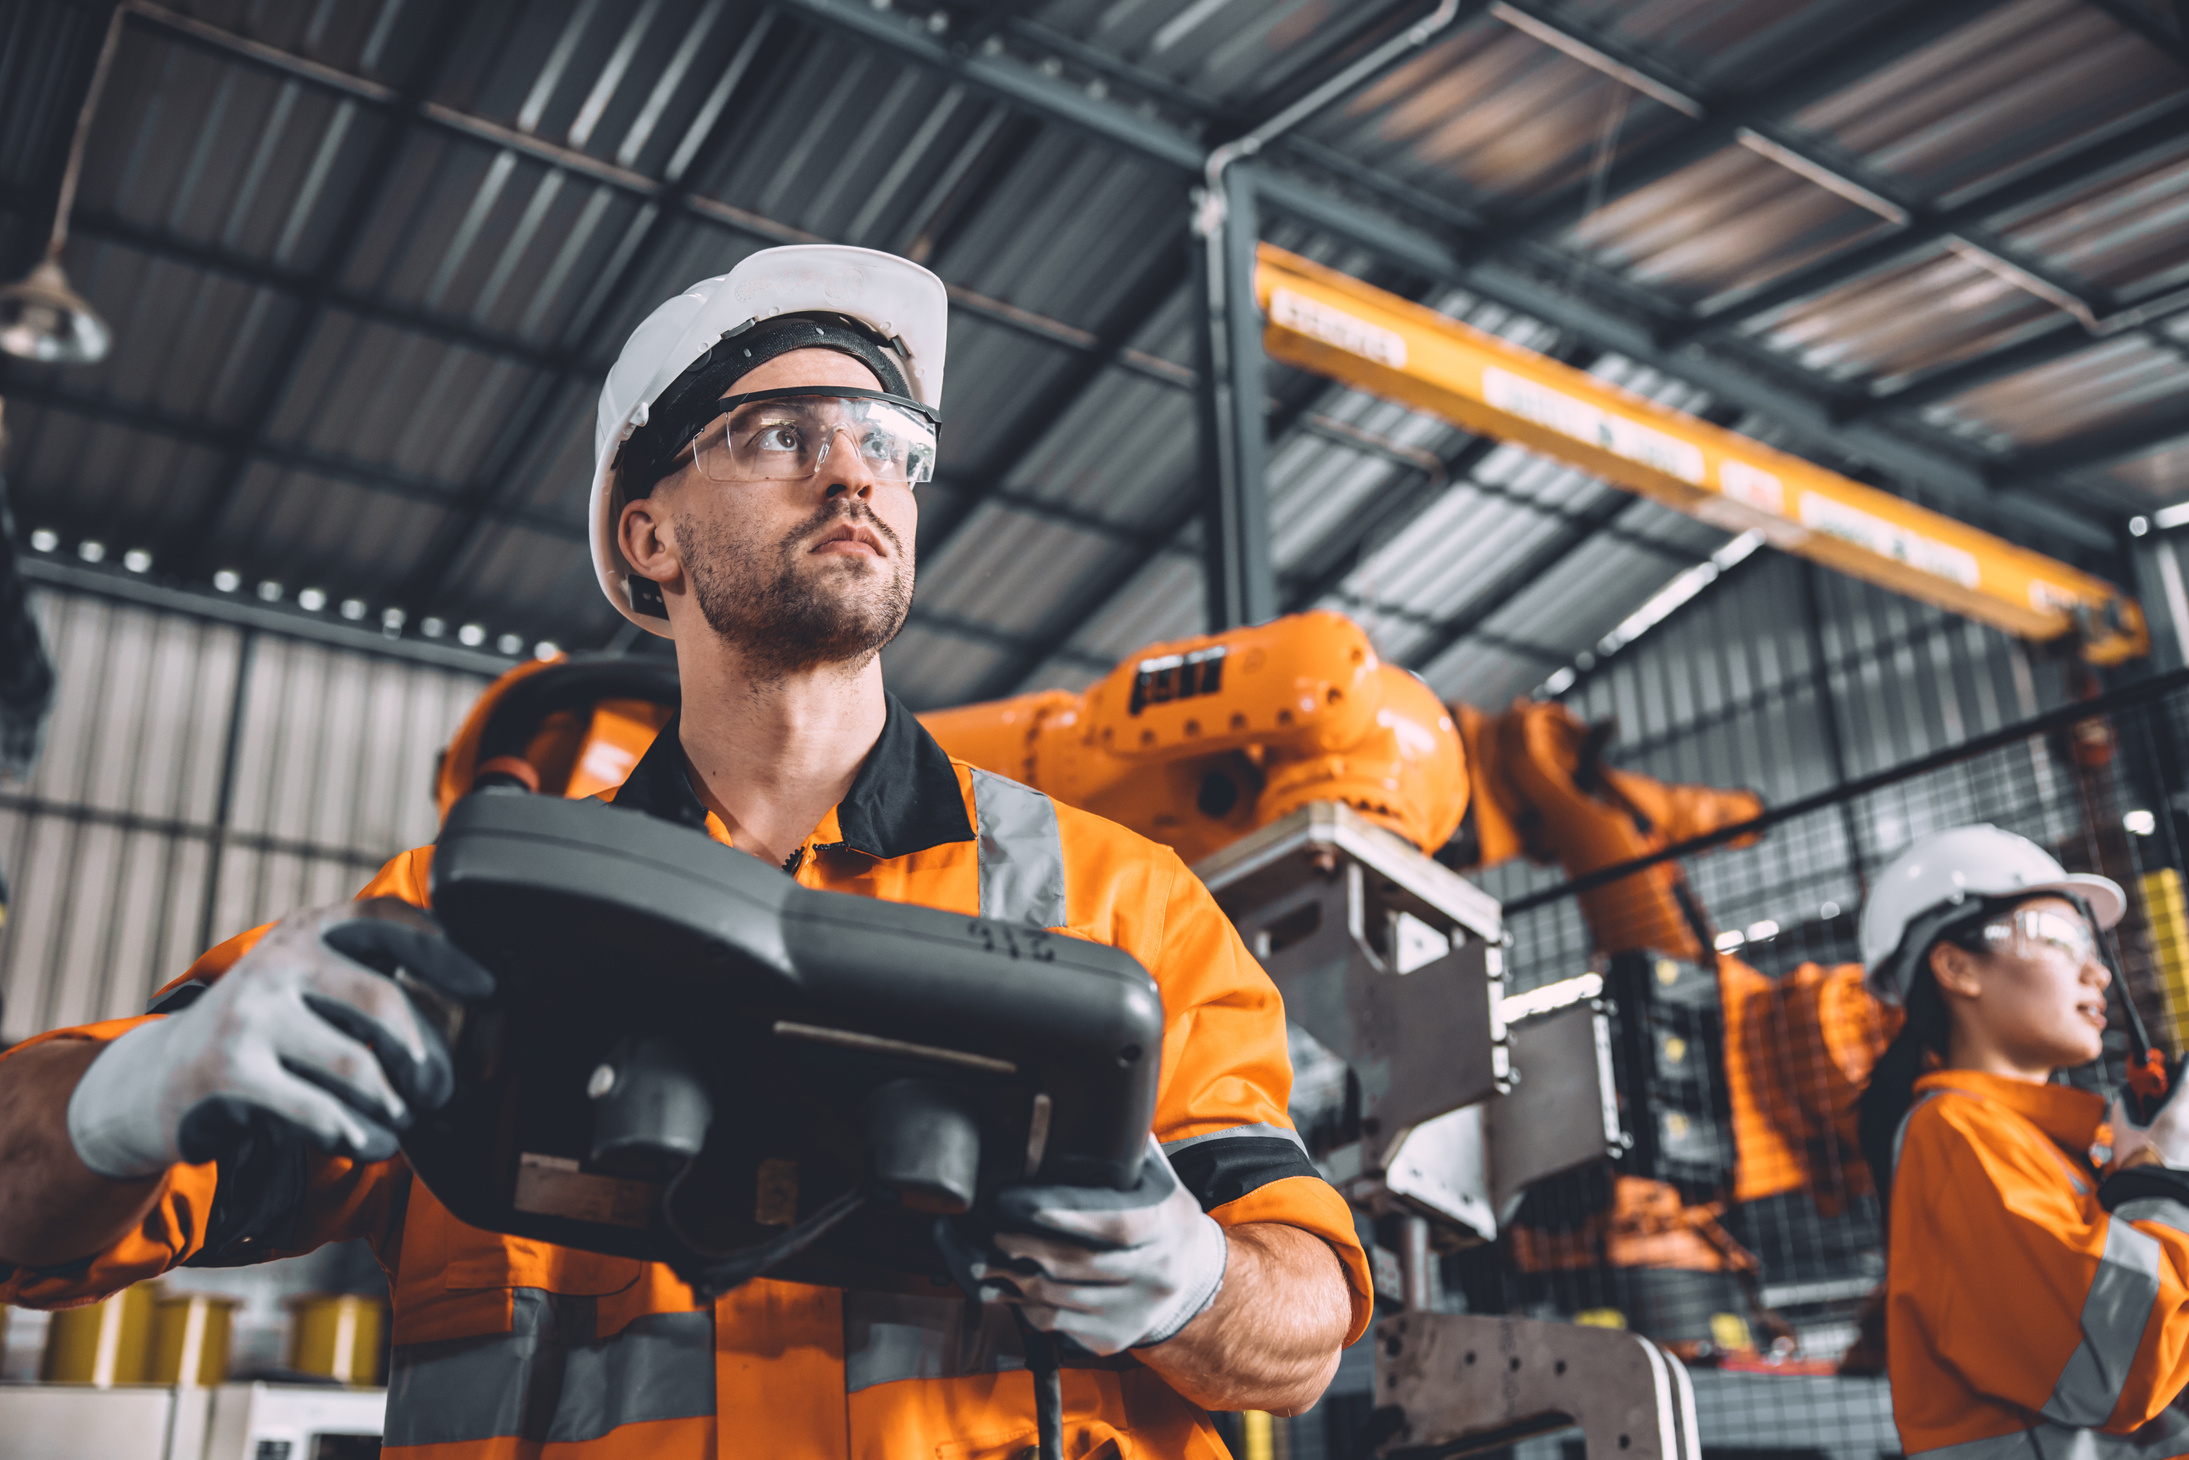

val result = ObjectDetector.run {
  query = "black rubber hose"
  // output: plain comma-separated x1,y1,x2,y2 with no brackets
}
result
1016,1313,1065,1460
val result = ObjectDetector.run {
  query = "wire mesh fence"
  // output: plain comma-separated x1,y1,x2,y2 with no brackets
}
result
1259,666,2189,1460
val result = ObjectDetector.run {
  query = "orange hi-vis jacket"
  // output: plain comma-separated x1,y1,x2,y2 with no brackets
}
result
1887,1069,2189,1460
0,698,1373,1460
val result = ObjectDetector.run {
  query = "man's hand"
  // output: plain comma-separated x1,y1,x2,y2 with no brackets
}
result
942,1136,1355,1413
67,899,493,1178
953,1136,1227,1356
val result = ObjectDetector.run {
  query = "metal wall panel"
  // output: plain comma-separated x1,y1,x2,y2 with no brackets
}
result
0,587,487,1043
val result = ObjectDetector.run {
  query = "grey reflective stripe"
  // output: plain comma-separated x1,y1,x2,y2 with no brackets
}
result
384,1288,712,1446
2041,1216,2166,1428
1911,1409,2189,1460
844,1290,1024,1393
1909,1431,2041,1460
1163,1122,1309,1158
969,768,1067,928
2112,1196,2189,1236
842,1289,1131,1392
1893,1089,1954,1175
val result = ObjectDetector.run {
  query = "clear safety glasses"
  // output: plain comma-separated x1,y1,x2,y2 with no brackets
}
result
680,388,938,487
1981,906,2098,966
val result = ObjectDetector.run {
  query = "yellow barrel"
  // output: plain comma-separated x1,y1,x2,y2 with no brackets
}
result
41,1282,154,1385
287,1293,386,1386
149,1290,238,1385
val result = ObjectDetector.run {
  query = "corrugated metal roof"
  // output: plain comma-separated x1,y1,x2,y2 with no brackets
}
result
0,0,2179,717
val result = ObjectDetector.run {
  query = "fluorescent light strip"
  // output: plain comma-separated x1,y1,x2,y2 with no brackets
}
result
1535,530,1764,699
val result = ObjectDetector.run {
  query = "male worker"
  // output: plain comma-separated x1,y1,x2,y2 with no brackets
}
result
0,245,1370,1457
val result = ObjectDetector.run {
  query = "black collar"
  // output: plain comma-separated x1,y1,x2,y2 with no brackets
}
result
613,692,975,859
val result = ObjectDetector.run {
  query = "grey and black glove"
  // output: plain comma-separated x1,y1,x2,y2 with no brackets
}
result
940,1136,1227,1356
67,899,494,1179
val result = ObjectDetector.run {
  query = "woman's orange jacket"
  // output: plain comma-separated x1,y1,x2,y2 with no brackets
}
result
0,702,1372,1460
1887,1069,2189,1460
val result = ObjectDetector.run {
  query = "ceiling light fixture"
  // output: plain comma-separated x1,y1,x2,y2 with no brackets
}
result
0,9,120,364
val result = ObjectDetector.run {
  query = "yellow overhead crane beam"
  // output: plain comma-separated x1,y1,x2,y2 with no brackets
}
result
1255,245,2147,665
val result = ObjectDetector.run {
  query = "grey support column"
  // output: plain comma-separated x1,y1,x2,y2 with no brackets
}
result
1191,165,1274,633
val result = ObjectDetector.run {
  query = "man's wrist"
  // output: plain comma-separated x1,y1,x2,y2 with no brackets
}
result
1137,1214,1230,1350
65,1023,173,1181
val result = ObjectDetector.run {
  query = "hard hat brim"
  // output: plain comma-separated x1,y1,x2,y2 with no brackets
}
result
1863,868,2129,1005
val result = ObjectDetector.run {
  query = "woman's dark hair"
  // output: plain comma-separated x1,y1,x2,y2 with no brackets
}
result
1856,899,2023,1212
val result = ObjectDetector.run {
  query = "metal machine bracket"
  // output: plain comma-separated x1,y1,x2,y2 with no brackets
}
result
1197,804,1628,1255
1375,1312,1701,1460
1196,801,1509,1147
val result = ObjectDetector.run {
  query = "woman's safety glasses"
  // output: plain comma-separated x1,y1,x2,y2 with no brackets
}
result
678,387,938,487
1981,905,2098,966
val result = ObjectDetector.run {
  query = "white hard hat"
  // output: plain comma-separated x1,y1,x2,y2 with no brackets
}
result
1859,823,2125,1004
586,244,949,636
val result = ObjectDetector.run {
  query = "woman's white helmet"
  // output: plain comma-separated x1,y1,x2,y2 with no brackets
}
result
1859,823,2125,1004
587,244,949,637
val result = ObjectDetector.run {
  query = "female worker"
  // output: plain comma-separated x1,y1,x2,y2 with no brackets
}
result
1857,824,2189,1460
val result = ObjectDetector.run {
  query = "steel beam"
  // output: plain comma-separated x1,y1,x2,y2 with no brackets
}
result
17,554,515,674
917,235,1192,566
1401,492,1646,674
1684,99,2189,336
159,0,483,579
1478,0,2003,256
1996,413,2189,484
0,371,587,543
776,0,1204,173
1859,296,2189,419
1194,168,1275,630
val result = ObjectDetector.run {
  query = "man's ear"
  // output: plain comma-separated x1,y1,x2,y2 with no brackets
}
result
1930,940,1982,1001
619,492,681,594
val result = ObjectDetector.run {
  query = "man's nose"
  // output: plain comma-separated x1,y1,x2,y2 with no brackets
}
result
820,427,879,500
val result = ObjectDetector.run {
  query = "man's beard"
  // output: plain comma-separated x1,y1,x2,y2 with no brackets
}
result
683,499,913,677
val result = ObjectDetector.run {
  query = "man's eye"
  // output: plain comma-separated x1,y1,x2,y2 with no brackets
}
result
753,425,804,451
860,432,896,460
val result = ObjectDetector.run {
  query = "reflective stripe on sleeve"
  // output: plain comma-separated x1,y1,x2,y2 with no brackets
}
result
147,979,207,1014
1162,1122,1323,1211
2111,1196,2189,1236
968,769,1067,928
1909,1407,2189,1460
383,1288,712,1447
2040,1215,2166,1429
1892,1090,1952,1176
1162,1123,1309,1157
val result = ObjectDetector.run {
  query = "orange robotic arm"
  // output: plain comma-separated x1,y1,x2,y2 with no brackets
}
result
1452,699,1763,961
435,655,679,819
920,612,1468,866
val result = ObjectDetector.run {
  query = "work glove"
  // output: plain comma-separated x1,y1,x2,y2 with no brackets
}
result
939,1136,1227,1356
67,899,494,1179
2109,1057,2189,1171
